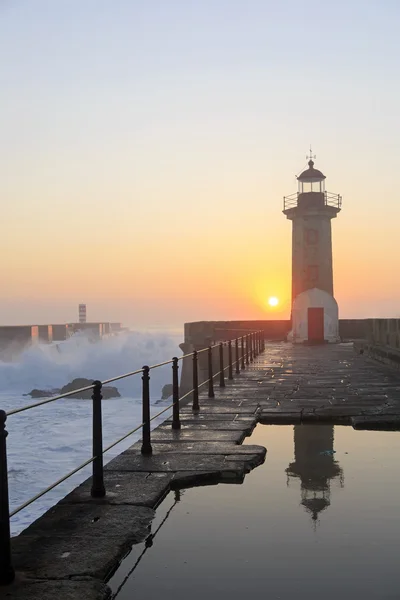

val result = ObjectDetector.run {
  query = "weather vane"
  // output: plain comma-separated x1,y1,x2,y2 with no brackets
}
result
306,145,316,162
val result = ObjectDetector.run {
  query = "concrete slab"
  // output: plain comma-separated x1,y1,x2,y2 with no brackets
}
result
179,405,258,414
60,472,172,508
128,442,266,455
150,428,248,443
19,503,154,541
105,453,257,473
168,413,242,421
155,421,254,432
170,470,245,487
351,415,400,430
12,505,154,581
224,454,266,470
259,413,301,424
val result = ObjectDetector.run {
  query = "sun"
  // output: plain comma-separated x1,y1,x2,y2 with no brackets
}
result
268,296,279,307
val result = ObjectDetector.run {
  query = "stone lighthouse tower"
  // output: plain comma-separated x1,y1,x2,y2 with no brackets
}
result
283,154,342,343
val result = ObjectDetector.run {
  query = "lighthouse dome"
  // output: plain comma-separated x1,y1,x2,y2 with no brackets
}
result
297,160,326,182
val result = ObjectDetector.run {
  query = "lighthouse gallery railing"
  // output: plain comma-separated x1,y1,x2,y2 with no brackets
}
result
283,191,342,211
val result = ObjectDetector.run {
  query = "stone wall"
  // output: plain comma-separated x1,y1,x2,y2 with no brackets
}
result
365,318,400,349
359,319,400,370
338,319,368,340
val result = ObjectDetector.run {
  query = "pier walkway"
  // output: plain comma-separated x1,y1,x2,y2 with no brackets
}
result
4,342,400,599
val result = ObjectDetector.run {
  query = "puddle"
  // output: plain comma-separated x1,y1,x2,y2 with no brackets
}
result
110,425,400,599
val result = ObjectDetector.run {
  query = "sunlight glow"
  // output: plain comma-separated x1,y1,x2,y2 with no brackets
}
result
268,296,279,307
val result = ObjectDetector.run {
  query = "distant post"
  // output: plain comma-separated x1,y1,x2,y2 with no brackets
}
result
219,343,225,387
0,410,14,584
172,358,181,429
91,381,106,497
192,350,199,411
207,347,215,398
228,341,233,380
141,367,152,455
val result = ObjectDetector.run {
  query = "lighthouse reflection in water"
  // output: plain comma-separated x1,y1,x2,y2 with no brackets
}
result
286,424,343,525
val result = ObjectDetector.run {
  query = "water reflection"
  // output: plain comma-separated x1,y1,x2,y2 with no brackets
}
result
286,425,343,524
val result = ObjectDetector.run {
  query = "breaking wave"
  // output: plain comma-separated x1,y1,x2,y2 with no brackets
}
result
0,329,183,535
0,329,182,398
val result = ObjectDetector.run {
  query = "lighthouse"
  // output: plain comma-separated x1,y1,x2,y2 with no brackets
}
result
283,153,342,343
286,425,343,525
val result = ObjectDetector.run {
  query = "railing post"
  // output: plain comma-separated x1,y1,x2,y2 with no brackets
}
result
141,366,152,455
91,381,105,498
219,342,225,387
172,357,181,430
228,340,233,380
0,410,14,585
241,336,245,369
246,334,250,365
255,332,259,356
250,333,253,362
253,332,256,358
235,338,240,374
192,350,199,411
208,346,215,398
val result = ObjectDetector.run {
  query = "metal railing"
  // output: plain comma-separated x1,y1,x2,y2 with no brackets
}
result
0,330,265,584
283,191,342,212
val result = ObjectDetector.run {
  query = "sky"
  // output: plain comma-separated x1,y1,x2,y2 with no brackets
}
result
1,0,400,327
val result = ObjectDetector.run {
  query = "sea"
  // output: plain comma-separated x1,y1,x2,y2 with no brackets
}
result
0,328,183,535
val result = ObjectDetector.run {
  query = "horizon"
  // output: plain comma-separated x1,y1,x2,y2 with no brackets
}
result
1,0,400,326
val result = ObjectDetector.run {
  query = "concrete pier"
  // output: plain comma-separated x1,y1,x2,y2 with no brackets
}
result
3,342,400,599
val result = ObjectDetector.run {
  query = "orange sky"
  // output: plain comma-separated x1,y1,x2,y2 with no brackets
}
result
1,2,400,327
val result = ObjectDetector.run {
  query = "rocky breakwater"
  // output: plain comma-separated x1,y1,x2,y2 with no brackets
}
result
25,378,121,400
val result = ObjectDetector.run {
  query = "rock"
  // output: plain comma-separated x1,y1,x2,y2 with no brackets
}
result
25,379,120,400
24,389,58,398
60,378,121,399
161,383,173,400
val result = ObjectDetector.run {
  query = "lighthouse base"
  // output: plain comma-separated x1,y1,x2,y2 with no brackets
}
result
288,288,340,344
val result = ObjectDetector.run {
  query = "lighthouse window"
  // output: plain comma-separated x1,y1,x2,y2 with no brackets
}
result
301,182,313,193
300,181,323,193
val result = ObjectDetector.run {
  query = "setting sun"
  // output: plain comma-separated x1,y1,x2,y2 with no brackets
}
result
268,296,279,307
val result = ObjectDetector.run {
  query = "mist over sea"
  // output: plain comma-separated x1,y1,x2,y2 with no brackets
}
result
0,328,183,535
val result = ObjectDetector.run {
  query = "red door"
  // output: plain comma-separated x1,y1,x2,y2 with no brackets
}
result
307,307,324,343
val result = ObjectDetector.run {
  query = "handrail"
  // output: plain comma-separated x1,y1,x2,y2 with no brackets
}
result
6,341,232,417
0,329,265,584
